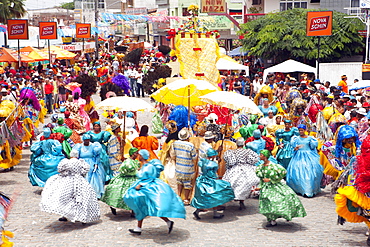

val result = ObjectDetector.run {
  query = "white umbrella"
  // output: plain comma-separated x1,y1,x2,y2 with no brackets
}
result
199,91,262,115
95,96,155,112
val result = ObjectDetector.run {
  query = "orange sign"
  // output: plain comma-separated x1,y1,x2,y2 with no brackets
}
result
76,23,91,39
201,0,226,13
7,19,29,40
306,11,333,36
39,22,58,39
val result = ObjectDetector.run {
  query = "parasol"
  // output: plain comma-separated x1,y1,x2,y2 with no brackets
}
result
151,79,219,107
199,91,262,115
95,96,155,112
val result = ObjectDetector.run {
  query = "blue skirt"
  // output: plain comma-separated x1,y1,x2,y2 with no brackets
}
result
123,178,186,221
286,150,323,197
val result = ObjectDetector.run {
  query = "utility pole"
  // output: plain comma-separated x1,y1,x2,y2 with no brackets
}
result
95,0,99,59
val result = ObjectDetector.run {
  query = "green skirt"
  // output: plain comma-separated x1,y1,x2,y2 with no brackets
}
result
101,175,137,210
259,182,307,221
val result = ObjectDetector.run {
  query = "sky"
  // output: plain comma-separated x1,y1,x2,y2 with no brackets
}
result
25,0,70,10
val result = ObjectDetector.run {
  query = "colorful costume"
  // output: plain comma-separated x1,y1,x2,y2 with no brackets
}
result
29,135,65,187
40,156,100,223
275,127,299,169
72,140,106,199
191,158,234,209
107,134,122,175
132,136,159,161
286,136,323,197
101,157,140,210
123,159,186,221
223,148,260,200
256,160,307,222
52,124,73,157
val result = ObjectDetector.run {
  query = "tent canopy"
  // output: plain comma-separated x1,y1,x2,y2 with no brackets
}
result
0,47,34,63
41,45,76,60
229,46,248,56
263,59,316,82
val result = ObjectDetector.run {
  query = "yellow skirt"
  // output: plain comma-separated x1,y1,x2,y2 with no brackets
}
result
335,186,370,227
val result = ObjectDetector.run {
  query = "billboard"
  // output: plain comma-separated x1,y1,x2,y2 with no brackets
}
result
76,23,91,39
7,19,29,40
39,22,58,39
201,0,226,13
306,11,333,36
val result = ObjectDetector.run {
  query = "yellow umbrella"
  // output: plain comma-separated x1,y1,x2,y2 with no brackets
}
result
151,79,219,107
41,45,76,60
151,78,219,126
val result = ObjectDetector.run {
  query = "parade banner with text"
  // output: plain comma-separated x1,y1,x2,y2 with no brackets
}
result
76,23,91,39
306,11,333,36
201,0,226,13
7,19,29,40
39,22,58,39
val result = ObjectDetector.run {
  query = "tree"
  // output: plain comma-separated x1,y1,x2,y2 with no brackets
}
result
0,0,27,24
238,8,365,63
60,2,74,10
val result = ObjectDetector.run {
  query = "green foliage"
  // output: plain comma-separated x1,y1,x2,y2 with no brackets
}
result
238,8,365,62
60,2,74,10
0,0,26,24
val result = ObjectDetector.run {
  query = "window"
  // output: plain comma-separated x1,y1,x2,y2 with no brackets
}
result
351,0,359,7
280,1,308,11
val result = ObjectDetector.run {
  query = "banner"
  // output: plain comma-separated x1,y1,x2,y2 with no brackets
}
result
360,0,370,8
7,19,29,40
39,22,58,39
201,0,226,13
306,11,333,37
76,23,91,39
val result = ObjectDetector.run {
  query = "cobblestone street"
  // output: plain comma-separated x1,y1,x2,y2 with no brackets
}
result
1,98,368,246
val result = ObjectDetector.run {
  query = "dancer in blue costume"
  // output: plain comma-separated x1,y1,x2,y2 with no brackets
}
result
124,150,186,235
191,148,234,220
29,128,65,187
258,98,278,117
275,119,299,169
72,133,106,199
86,122,113,181
246,130,279,166
286,124,323,197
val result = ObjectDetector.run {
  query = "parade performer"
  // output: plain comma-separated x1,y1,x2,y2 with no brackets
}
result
86,122,113,181
19,87,46,128
52,118,72,157
254,85,274,106
0,100,27,171
132,125,159,161
214,125,237,178
107,123,123,175
286,124,323,197
258,98,277,117
170,128,197,205
275,120,299,169
73,92,91,131
256,150,307,227
101,148,140,215
113,111,139,142
223,138,260,210
289,98,309,127
334,135,370,245
72,134,106,199
245,129,275,152
191,148,234,220
40,150,100,224
29,128,65,187
124,150,186,235
63,111,82,144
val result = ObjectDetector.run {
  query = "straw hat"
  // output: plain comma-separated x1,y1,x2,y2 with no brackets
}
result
178,128,191,140
204,131,215,140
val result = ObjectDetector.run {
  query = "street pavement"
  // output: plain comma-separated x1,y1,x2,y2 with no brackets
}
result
1,96,369,246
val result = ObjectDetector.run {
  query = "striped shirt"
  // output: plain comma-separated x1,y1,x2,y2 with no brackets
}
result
170,140,197,176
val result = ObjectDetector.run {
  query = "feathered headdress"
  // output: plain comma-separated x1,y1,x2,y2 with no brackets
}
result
112,73,130,95
335,125,361,158
19,87,41,111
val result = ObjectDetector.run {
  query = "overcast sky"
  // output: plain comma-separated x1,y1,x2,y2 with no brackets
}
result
25,0,70,10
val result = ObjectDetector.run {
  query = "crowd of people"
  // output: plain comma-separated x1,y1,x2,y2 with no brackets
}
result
2,53,370,245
